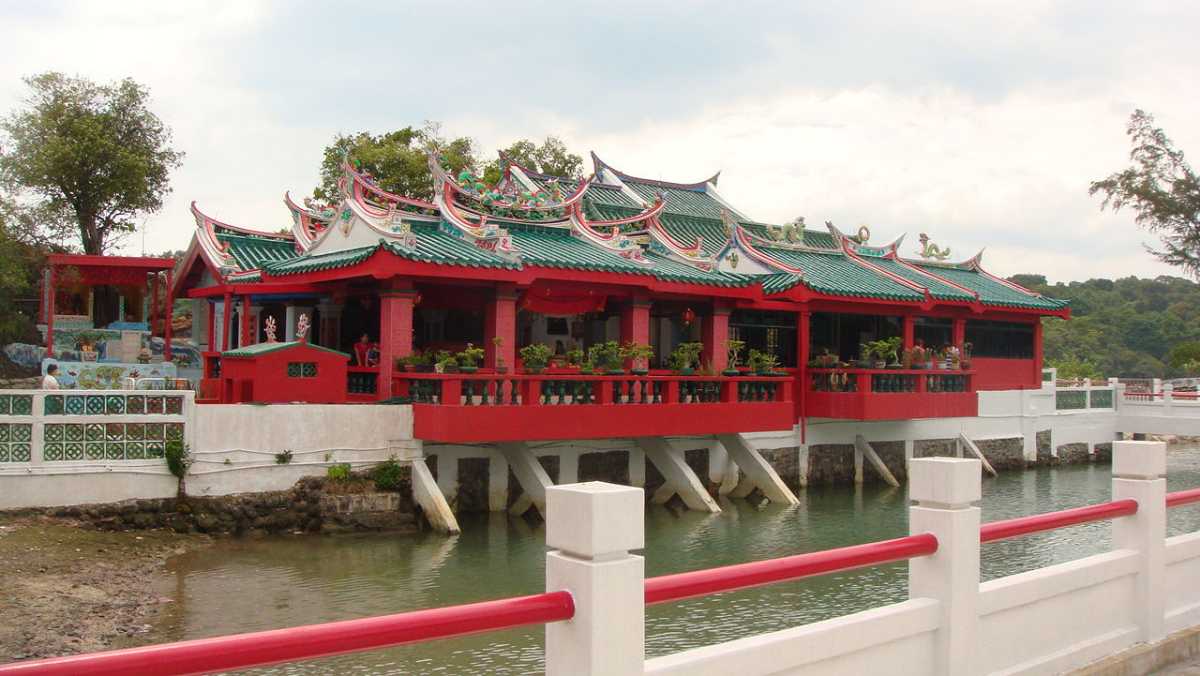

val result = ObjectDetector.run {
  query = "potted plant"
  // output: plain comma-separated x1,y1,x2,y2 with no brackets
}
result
588,341,625,374
724,339,745,376
669,342,703,375
457,343,484,373
434,350,459,374
960,342,973,370
748,349,781,375
856,343,873,369
492,336,507,374
519,343,552,374
621,342,655,375
565,347,584,371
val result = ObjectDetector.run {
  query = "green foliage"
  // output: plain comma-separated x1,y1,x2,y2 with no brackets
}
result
1049,357,1105,380
620,342,654,371
370,455,405,491
1090,110,1200,278
456,343,484,368
0,199,47,345
1018,274,1200,378
481,137,584,184
274,449,293,465
1,73,183,254
326,463,352,482
669,342,704,372
726,339,746,369
747,349,780,374
314,122,477,203
519,343,553,371
587,340,624,372
867,337,902,363
165,440,191,479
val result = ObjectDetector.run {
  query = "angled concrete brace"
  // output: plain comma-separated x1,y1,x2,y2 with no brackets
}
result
854,435,901,488
957,433,998,477
498,441,554,517
411,458,460,534
715,434,800,505
636,437,721,513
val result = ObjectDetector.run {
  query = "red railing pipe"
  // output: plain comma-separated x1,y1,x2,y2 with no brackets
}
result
979,499,1138,543
644,533,938,606
0,591,574,676
1167,488,1200,509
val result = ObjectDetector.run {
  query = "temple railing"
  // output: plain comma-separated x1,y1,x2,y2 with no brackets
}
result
805,368,977,420
394,372,793,442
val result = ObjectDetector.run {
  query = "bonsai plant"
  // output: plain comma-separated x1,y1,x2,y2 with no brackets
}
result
565,347,585,371
492,336,507,374
856,343,873,368
867,337,902,369
434,350,458,374
724,339,746,376
456,343,484,373
588,341,625,374
960,342,973,370
620,342,655,375
519,343,552,373
747,349,781,375
669,342,703,375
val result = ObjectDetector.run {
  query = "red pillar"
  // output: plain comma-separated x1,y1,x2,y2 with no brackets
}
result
1033,319,1044,385
702,304,731,372
150,272,159,339
206,300,215,352
163,269,173,360
221,291,233,353
240,295,253,348
45,265,56,356
484,285,517,371
797,309,811,441
902,314,915,349
952,317,966,348
620,297,652,368
378,287,416,400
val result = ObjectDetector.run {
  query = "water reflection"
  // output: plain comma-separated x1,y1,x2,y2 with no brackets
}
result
164,448,1200,675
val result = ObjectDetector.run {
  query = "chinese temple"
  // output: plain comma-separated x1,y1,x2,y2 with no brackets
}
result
171,153,1068,443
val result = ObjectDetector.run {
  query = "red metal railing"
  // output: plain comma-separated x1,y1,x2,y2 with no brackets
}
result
1168,488,1200,509
644,533,938,605
979,499,1139,543
0,591,574,676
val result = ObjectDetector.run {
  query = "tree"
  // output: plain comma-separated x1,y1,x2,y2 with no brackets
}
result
1090,110,1200,277
0,195,52,345
482,136,584,184
313,122,478,203
0,73,183,255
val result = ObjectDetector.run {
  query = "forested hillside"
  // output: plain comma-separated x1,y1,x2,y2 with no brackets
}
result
1010,274,1200,379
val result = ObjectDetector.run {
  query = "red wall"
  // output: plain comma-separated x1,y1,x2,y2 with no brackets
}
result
221,344,349,404
971,358,1039,391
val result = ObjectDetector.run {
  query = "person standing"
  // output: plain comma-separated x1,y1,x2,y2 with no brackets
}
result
42,364,61,390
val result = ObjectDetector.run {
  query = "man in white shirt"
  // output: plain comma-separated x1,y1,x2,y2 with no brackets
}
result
42,364,60,390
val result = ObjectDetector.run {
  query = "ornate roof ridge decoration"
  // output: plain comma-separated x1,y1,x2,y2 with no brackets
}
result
640,203,720,271
343,159,438,214
744,218,837,254
429,156,520,262
190,201,246,275
589,152,720,191
284,192,333,254
730,223,804,275
827,222,931,302
883,249,982,302
332,176,424,252
565,198,665,265
430,153,592,218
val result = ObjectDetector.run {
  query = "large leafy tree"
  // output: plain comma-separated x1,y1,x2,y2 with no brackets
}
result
0,73,184,254
1090,110,1200,277
0,195,56,344
314,122,478,203
483,136,584,184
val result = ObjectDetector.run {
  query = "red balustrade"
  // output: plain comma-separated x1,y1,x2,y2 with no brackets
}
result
805,368,977,420
979,499,1138,543
1167,488,1200,509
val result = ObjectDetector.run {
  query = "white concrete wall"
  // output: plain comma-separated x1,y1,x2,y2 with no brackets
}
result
1165,531,1200,633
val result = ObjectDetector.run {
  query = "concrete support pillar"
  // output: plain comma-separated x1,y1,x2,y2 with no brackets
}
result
637,437,720,512
628,446,646,488
436,454,459,506
701,304,731,373
378,288,416,400
485,285,517,371
904,439,914,474
499,441,555,517
1111,440,1167,644
559,452,579,484
317,301,343,349
716,433,800,505
488,453,509,512
545,483,645,676
797,444,809,488
411,458,460,534
908,457,981,676
620,297,652,369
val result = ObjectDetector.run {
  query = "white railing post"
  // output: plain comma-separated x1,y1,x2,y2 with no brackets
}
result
1163,383,1174,413
545,482,644,676
1111,440,1167,644
909,458,981,676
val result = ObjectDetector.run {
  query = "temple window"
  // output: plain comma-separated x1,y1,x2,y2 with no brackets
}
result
965,320,1034,358
913,317,953,349
287,362,318,378
730,310,797,367
810,312,903,363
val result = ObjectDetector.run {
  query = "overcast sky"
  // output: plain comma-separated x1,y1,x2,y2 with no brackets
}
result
2,1,1198,282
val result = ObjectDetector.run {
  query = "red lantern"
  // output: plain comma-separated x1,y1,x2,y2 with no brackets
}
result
682,307,696,327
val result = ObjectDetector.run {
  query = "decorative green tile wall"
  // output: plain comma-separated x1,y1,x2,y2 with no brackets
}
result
43,422,172,461
0,423,32,462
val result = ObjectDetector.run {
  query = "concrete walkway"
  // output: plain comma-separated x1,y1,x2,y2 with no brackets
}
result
1156,658,1200,675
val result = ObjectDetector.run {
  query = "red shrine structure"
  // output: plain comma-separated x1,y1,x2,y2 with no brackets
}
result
170,153,1068,443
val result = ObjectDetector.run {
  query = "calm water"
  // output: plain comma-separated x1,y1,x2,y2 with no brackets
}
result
160,449,1200,675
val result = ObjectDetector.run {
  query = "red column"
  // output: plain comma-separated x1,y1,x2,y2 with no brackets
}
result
221,291,233,353
378,287,416,400
240,296,253,347
150,272,159,338
1033,319,1044,385
163,269,173,360
702,304,731,372
620,297,652,368
484,285,517,371
902,314,915,349
952,317,966,348
797,309,811,437
46,265,56,356
206,300,215,352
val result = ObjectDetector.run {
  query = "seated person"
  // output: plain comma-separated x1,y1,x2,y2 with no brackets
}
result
353,333,379,367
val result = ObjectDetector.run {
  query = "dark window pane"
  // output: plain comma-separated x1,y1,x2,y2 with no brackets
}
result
965,320,1034,359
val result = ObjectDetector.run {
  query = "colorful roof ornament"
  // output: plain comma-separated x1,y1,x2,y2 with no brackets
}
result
917,233,951,261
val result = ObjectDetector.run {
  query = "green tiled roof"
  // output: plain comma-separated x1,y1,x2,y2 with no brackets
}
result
625,181,727,219
656,213,730,256
218,234,297,271
583,199,645,223
584,183,643,209
761,273,805,295
223,340,349,358
508,225,650,274
915,264,1069,310
759,248,926,301
387,222,519,269
642,253,754,287
872,258,975,302
264,245,379,276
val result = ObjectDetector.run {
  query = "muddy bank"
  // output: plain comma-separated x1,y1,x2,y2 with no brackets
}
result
0,515,210,662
